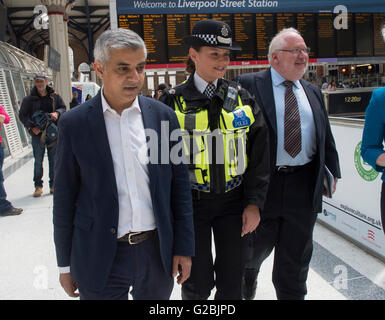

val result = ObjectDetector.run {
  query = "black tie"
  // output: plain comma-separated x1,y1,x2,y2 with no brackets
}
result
203,83,216,99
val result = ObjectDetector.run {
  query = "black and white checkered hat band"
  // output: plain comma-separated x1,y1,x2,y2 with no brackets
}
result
193,34,217,45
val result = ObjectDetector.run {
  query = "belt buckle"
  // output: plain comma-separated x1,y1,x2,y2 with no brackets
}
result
277,165,288,172
128,232,142,245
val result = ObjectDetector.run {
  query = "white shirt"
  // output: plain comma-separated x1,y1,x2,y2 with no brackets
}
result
194,72,218,94
101,90,155,237
271,67,317,166
59,90,156,274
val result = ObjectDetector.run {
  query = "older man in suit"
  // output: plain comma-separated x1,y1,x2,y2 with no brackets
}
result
53,28,194,300
235,28,341,300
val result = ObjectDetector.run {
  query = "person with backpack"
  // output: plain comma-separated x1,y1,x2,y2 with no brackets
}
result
19,74,66,197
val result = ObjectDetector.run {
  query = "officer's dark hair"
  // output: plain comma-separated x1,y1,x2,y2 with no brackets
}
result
185,45,201,74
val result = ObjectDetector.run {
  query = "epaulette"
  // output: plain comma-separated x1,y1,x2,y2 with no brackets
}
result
169,81,187,96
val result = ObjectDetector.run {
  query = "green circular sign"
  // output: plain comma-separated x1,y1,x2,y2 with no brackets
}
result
354,141,379,181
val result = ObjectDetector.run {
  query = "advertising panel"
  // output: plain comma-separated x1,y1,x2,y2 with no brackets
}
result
319,123,385,259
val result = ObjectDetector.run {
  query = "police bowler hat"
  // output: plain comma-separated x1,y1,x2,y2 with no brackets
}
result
183,19,241,51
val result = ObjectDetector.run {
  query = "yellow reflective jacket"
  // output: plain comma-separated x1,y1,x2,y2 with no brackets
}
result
171,79,255,193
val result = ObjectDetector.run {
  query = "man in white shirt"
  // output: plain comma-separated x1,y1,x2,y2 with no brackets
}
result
53,28,194,300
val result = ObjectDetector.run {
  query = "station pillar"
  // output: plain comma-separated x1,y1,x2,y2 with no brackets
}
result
41,0,74,109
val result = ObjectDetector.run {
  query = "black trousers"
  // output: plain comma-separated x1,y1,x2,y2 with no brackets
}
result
245,161,317,300
182,186,245,300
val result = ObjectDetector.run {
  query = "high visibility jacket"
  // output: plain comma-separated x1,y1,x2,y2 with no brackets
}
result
173,91,255,193
160,74,270,207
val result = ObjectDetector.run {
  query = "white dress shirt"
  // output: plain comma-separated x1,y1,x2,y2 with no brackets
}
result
59,90,156,274
194,72,219,94
101,91,156,237
271,67,317,166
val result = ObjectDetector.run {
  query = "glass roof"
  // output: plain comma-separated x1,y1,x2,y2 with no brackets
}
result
0,41,48,75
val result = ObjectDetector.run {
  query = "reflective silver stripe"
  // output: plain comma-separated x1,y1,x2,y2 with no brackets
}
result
184,113,196,131
234,136,246,176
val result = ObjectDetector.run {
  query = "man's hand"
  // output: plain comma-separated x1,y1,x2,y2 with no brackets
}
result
31,127,41,135
50,112,59,122
172,255,191,284
0,114,5,123
376,153,385,167
59,273,80,298
323,178,338,197
241,204,261,237
332,178,338,195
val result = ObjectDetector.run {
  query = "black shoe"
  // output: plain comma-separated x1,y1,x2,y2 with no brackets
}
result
1,207,23,216
242,268,258,300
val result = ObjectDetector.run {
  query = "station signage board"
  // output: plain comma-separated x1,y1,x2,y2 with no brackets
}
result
112,0,385,67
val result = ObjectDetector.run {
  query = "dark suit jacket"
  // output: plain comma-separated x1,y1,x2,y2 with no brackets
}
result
235,69,341,214
53,91,195,291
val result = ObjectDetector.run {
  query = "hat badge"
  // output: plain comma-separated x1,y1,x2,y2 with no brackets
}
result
218,25,231,45
221,25,229,37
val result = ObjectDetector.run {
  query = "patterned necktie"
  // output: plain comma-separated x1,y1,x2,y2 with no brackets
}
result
283,80,302,158
203,83,216,99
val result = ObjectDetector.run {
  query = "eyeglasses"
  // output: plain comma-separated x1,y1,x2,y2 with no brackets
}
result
276,47,311,55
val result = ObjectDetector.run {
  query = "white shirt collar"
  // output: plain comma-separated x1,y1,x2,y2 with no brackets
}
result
101,86,141,114
193,72,219,94
271,67,300,89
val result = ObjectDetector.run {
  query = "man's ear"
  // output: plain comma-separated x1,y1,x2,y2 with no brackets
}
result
93,61,104,80
270,52,279,67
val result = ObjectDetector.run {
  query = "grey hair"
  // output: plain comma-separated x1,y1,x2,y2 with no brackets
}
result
268,27,302,62
94,28,147,64
382,24,385,42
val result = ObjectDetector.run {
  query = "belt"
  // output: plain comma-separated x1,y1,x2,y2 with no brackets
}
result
275,163,309,174
117,230,156,245
192,184,243,200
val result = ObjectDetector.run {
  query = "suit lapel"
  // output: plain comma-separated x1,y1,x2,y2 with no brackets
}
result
256,69,277,135
138,94,154,130
87,92,118,200
138,95,158,196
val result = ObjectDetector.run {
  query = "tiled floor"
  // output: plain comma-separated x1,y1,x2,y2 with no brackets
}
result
1,148,384,300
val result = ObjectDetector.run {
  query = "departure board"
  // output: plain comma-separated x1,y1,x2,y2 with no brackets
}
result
355,13,373,56
120,12,385,66
234,14,255,60
297,13,316,58
255,13,275,60
189,14,210,31
212,13,233,27
118,14,142,36
143,14,167,64
336,13,354,57
167,14,189,63
317,13,336,58
373,13,385,56
277,13,295,32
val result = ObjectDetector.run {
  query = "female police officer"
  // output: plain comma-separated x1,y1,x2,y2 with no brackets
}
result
161,19,270,300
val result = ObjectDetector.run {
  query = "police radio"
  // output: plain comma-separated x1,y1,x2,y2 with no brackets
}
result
223,85,238,112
